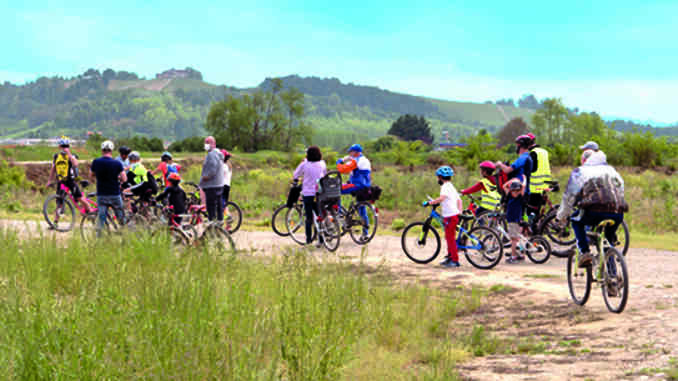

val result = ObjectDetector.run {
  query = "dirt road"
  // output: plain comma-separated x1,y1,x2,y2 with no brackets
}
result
3,220,678,380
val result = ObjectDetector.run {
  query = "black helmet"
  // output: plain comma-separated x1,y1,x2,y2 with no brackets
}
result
119,146,131,155
515,135,532,149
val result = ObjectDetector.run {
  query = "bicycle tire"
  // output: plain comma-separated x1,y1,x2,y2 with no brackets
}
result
43,194,76,232
347,201,378,245
271,204,291,236
461,226,503,270
540,211,576,246
199,223,236,252
401,222,441,264
567,251,592,306
320,209,341,252
224,201,242,234
602,248,629,313
525,235,551,264
286,205,308,245
473,211,510,248
79,211,115,243
618,220,630,256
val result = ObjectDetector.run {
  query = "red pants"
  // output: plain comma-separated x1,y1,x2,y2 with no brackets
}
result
443,215,459,262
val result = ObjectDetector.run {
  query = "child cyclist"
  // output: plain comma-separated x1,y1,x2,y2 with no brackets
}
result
424,166,463,268
155,172,187,225
503,178,526,263
460,161,502,215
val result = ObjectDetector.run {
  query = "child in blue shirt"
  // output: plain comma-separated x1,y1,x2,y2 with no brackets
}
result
503,178,526,263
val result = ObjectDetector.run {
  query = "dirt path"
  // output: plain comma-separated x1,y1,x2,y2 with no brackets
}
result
3,220,678,380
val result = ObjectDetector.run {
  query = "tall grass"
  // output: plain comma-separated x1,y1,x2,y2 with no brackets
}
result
0,231,498,380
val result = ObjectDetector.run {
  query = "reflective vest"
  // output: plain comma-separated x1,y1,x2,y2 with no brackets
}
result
479,178,501,210
529,147,552,194
54,153,71,180
130,163,148,184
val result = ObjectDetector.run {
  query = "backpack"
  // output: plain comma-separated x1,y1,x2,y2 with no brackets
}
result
146,171,159,195
54,152,71,180
317,171,342,205
166,163,179,176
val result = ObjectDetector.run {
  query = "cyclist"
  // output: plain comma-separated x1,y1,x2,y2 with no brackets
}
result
152,151,181,187
461,161,502,215
200,136,225,222
337,143,371,241
495,135,533,219
116,146,131,171
90,140,127,234
556,151,628,273
503,178,527,263
156,172,187,225
220,149,233,209
293,146,327,245
124,151,155,201
525,133,553,229
47,136,90,223
423,166,462,268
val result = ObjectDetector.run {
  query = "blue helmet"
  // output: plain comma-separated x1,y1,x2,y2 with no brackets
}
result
435,166,454,178
347,144,363,153
57,136,70,147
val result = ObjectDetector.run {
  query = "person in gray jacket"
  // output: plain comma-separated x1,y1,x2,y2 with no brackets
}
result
200,136,225,222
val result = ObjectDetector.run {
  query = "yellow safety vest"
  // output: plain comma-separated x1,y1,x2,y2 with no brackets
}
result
130,163,148,184
479,178,501,210
529,147,552,194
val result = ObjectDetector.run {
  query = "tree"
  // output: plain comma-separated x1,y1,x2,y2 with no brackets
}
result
518,94,541,110
387,114,433,143
497,117,529,146
532,98,570,145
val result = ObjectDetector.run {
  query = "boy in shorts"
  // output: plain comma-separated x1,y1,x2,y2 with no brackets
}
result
503,179,526,263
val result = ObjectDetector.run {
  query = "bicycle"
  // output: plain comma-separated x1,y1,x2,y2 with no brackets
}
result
337,189,380,245
184,181,243,234
80,191,147,243
401,197,504,269
539,211,630,257
43,180,98,232
271,179,304,237
154,204,236,251
567,219,629,313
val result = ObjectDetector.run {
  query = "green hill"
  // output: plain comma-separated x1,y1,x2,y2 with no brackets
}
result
0,68,535,147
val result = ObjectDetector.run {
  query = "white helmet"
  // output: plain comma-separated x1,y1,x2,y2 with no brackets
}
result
128,151,141,161
101,140,115,151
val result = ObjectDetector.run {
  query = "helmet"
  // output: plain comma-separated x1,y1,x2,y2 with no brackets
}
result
128,151,140,161
161,151,173,161
57,136,70,147
526,132,536,142
435,166,454,178
515,135,531,148
347,144,363,153
118,146,131,155
479,161,496,170
168,172,181,182
101,140,115,151
509,181,522,191
220,149,231,158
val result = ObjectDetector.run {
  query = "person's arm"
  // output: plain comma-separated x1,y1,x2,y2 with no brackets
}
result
428,194,447,205
201,155,218,181
67,150,79,168
293,161,304,180
337,158,357,174
461,181,484,195
556,169,583,223
155,187,169,202
89,161,96,181
529,151,538,173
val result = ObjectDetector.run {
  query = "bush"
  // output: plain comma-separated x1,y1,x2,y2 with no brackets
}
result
169,136,204,153
390,218,406,231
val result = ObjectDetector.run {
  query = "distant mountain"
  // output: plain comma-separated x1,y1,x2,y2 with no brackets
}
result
0,68,531,147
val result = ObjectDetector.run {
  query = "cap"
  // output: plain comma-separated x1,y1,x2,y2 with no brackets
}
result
579,141,599,151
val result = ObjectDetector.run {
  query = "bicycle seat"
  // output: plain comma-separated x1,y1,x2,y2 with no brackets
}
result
79,180,90,188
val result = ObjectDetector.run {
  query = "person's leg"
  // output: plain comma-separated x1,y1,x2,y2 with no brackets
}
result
204,188,217,221
111,195,125,225
303,195,315,244
508,222,520,260
443,215,459,263
214,188,224,221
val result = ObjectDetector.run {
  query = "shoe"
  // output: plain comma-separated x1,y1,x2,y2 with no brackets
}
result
360,234,369,243
578,252,593,268
440,259,461,268
506,256,523,264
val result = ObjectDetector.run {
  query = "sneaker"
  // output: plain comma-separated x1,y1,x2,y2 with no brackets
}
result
441,259,461,268
578,252,593,268
360,233,369,243
506,256,523,264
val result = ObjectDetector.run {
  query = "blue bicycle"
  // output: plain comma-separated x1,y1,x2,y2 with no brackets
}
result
401,198,504,269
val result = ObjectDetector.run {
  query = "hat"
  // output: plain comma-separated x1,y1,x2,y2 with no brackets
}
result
579,141,599,151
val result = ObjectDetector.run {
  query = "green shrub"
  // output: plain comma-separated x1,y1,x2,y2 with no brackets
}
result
390,218,406,231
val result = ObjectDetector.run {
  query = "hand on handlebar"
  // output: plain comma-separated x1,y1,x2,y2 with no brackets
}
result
422,201,429,207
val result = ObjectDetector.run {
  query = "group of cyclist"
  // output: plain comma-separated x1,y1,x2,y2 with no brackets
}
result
429,133,627,271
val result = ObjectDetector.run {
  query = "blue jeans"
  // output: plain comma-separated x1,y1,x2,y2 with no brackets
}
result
340,185,369,235
97,194,125,233
571,210,623,276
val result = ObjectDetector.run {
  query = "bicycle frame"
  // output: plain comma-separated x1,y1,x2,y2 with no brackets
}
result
417,206,483,251
56,182,98,215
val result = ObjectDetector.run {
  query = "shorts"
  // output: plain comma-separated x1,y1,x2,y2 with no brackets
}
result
508,222,521,239
60,179,82,199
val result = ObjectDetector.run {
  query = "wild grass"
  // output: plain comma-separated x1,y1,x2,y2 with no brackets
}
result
0,230,504,380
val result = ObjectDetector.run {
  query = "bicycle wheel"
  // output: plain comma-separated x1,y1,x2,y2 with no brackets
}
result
525,235,551,264
320,209,341,252
286,205,308,245
541,212,576,246
461,226,503,270
224,201,242,234
617,220,630,256
43,194,76,232
80,211,115,243
602,248,629,313
401,222,441,264
126,213,148,239
199,223,236,252
271,204,291,236
473,211,510,248
151,226,191,248
347,201,378,245
567,251,592,306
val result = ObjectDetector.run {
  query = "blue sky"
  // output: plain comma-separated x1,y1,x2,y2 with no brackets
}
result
3,0,677,123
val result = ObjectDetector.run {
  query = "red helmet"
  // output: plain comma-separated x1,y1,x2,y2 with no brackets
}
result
168,172,181,182
479,161,496,170
526,132,536,141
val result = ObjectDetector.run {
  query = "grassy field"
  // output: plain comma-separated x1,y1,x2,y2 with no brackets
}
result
0,231,528,380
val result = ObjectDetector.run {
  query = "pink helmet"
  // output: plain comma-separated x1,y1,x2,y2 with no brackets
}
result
479,160,496,170
526,132,536,141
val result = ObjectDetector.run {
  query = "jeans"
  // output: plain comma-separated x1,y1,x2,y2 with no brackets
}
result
443,215,459,262
204,187,224,222
302,195,318,244
97,194,125,233
571,210,623,254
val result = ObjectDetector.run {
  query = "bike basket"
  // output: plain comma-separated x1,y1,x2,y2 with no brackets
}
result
355,185,382,202
317,171,342,202
286,184,302,208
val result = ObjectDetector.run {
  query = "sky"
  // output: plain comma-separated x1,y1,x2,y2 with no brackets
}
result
3,0,678,124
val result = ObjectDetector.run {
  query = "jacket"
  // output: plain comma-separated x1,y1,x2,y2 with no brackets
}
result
557,152,628,221
337,155,371,189
200,149,225,189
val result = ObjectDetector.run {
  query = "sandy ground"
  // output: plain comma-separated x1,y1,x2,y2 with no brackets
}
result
3,220,678,380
